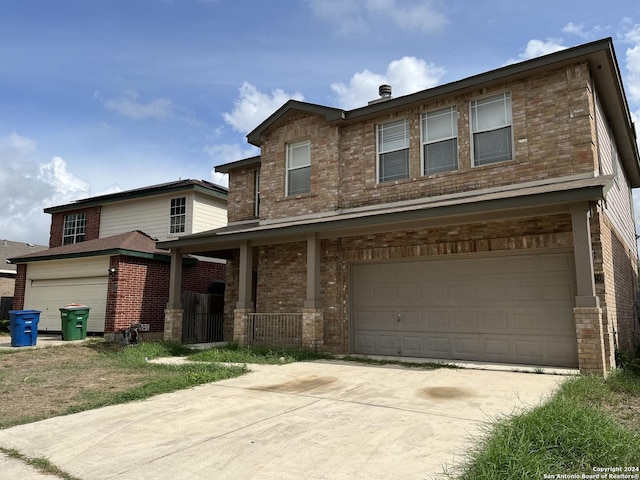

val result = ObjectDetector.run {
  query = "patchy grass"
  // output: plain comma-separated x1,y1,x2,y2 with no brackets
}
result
337,354,459,370
445,370,640,479
0,447,81,480
0,339,246,429
187,342,333,364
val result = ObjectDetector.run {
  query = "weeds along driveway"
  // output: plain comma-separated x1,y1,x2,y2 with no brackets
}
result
0,361,563,480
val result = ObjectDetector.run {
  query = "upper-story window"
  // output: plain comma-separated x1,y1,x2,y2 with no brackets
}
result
286,140,311,196
62,212,86,245
169,197,186,234
422,107,458,175
471,92,513,166
254,170,261,217
378,118,409,183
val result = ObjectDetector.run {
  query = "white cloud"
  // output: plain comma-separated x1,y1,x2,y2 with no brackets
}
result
307,0,447,34
0,133,91,244
562,22,588,39
98,90,174,120
507,39,568,64
38,156,91,204
222,82,304,134
624,24,640,104
331,56,444,109
203,142,259,187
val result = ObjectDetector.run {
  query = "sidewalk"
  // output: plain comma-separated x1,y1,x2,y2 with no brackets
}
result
0,333,90,350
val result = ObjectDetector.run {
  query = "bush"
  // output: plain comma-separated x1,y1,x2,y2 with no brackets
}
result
0,319,9,334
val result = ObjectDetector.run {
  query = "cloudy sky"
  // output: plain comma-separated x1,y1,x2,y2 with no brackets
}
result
2,0,640,245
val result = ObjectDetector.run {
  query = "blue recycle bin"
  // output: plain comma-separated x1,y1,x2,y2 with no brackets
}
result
8,310,41,347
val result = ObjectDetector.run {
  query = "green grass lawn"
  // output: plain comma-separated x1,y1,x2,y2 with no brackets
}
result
446,369,640,479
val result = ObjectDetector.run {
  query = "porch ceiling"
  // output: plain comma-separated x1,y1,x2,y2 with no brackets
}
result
157,175,613,257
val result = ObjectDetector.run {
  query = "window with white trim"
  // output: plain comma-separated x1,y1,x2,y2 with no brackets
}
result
286,140,311,196
422,106,458,175
62,212,86,245
169,197,186,234
471,92,513,166
378,118,410,183
254,170,261,217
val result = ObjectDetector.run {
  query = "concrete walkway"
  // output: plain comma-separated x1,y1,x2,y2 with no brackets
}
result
0,360,564,480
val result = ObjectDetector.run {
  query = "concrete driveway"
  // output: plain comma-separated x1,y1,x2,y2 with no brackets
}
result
0,360,564,480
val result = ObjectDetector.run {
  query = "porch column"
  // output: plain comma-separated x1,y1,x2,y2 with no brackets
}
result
571,203,606,375
304,233,323,309
164,248,183,342
236,240,254,310
570,203,599,307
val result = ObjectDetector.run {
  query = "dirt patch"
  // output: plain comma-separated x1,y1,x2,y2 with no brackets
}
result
253,375,338,394
419,386,473,400
0,339,150,427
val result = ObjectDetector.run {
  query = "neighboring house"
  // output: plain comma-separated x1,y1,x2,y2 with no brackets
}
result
11,179,228,340
0,240,48,318
159,38,639,375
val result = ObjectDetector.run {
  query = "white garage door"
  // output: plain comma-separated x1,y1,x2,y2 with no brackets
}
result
352,251,578,368
23,258,109,333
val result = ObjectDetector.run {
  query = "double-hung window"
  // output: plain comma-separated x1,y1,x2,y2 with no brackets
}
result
471,92,513,166
422,107,458,175
62,212,86,245
170,197,186,234
378,118,409,183
286,140,311,196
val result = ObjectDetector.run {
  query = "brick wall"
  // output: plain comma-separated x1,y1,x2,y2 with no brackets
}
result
236,62,596,223
104,256,226,334
49,206,101,248
225,214,575,353
259,111,341,220
11,265,26,310
227,167,259,222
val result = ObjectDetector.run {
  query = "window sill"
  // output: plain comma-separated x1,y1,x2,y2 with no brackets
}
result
277,192,318,202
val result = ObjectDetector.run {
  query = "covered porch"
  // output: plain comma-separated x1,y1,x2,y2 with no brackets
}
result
158,175,613,374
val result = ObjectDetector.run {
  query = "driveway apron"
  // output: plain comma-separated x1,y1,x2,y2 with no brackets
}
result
0,361,563,480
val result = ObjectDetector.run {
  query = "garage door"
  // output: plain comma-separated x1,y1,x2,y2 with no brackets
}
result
23,258,109,333
352,251,578,368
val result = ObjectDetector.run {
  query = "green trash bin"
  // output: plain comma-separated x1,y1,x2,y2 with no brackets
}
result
60,304,91,341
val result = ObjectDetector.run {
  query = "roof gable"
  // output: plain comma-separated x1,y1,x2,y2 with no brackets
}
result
9,230,168,263
45,179,228,214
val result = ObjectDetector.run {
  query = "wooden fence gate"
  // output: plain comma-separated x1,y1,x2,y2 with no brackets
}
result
181,291,224,344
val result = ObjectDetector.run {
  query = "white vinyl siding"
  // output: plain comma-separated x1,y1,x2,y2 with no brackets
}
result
192,194,228,233
100,196,178,241
595,92,637,251
23,257,109,332
100,192,227,241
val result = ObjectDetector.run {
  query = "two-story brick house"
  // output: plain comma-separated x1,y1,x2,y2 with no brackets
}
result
159,38,640,375
11,179,227,340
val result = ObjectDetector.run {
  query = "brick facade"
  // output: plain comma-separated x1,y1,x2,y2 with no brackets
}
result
49,207,101,248
210,44,640,375
10,265,27,311
230,64,597,225
106,256,225,334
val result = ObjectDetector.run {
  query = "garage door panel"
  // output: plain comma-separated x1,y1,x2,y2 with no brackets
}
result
27,277,107,332
401,336,424,356
425,311,452,330
353,252,578,368
453,337,482,356
427,336,452,355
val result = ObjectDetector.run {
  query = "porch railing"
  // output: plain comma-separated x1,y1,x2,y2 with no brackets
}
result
244,313,303,348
